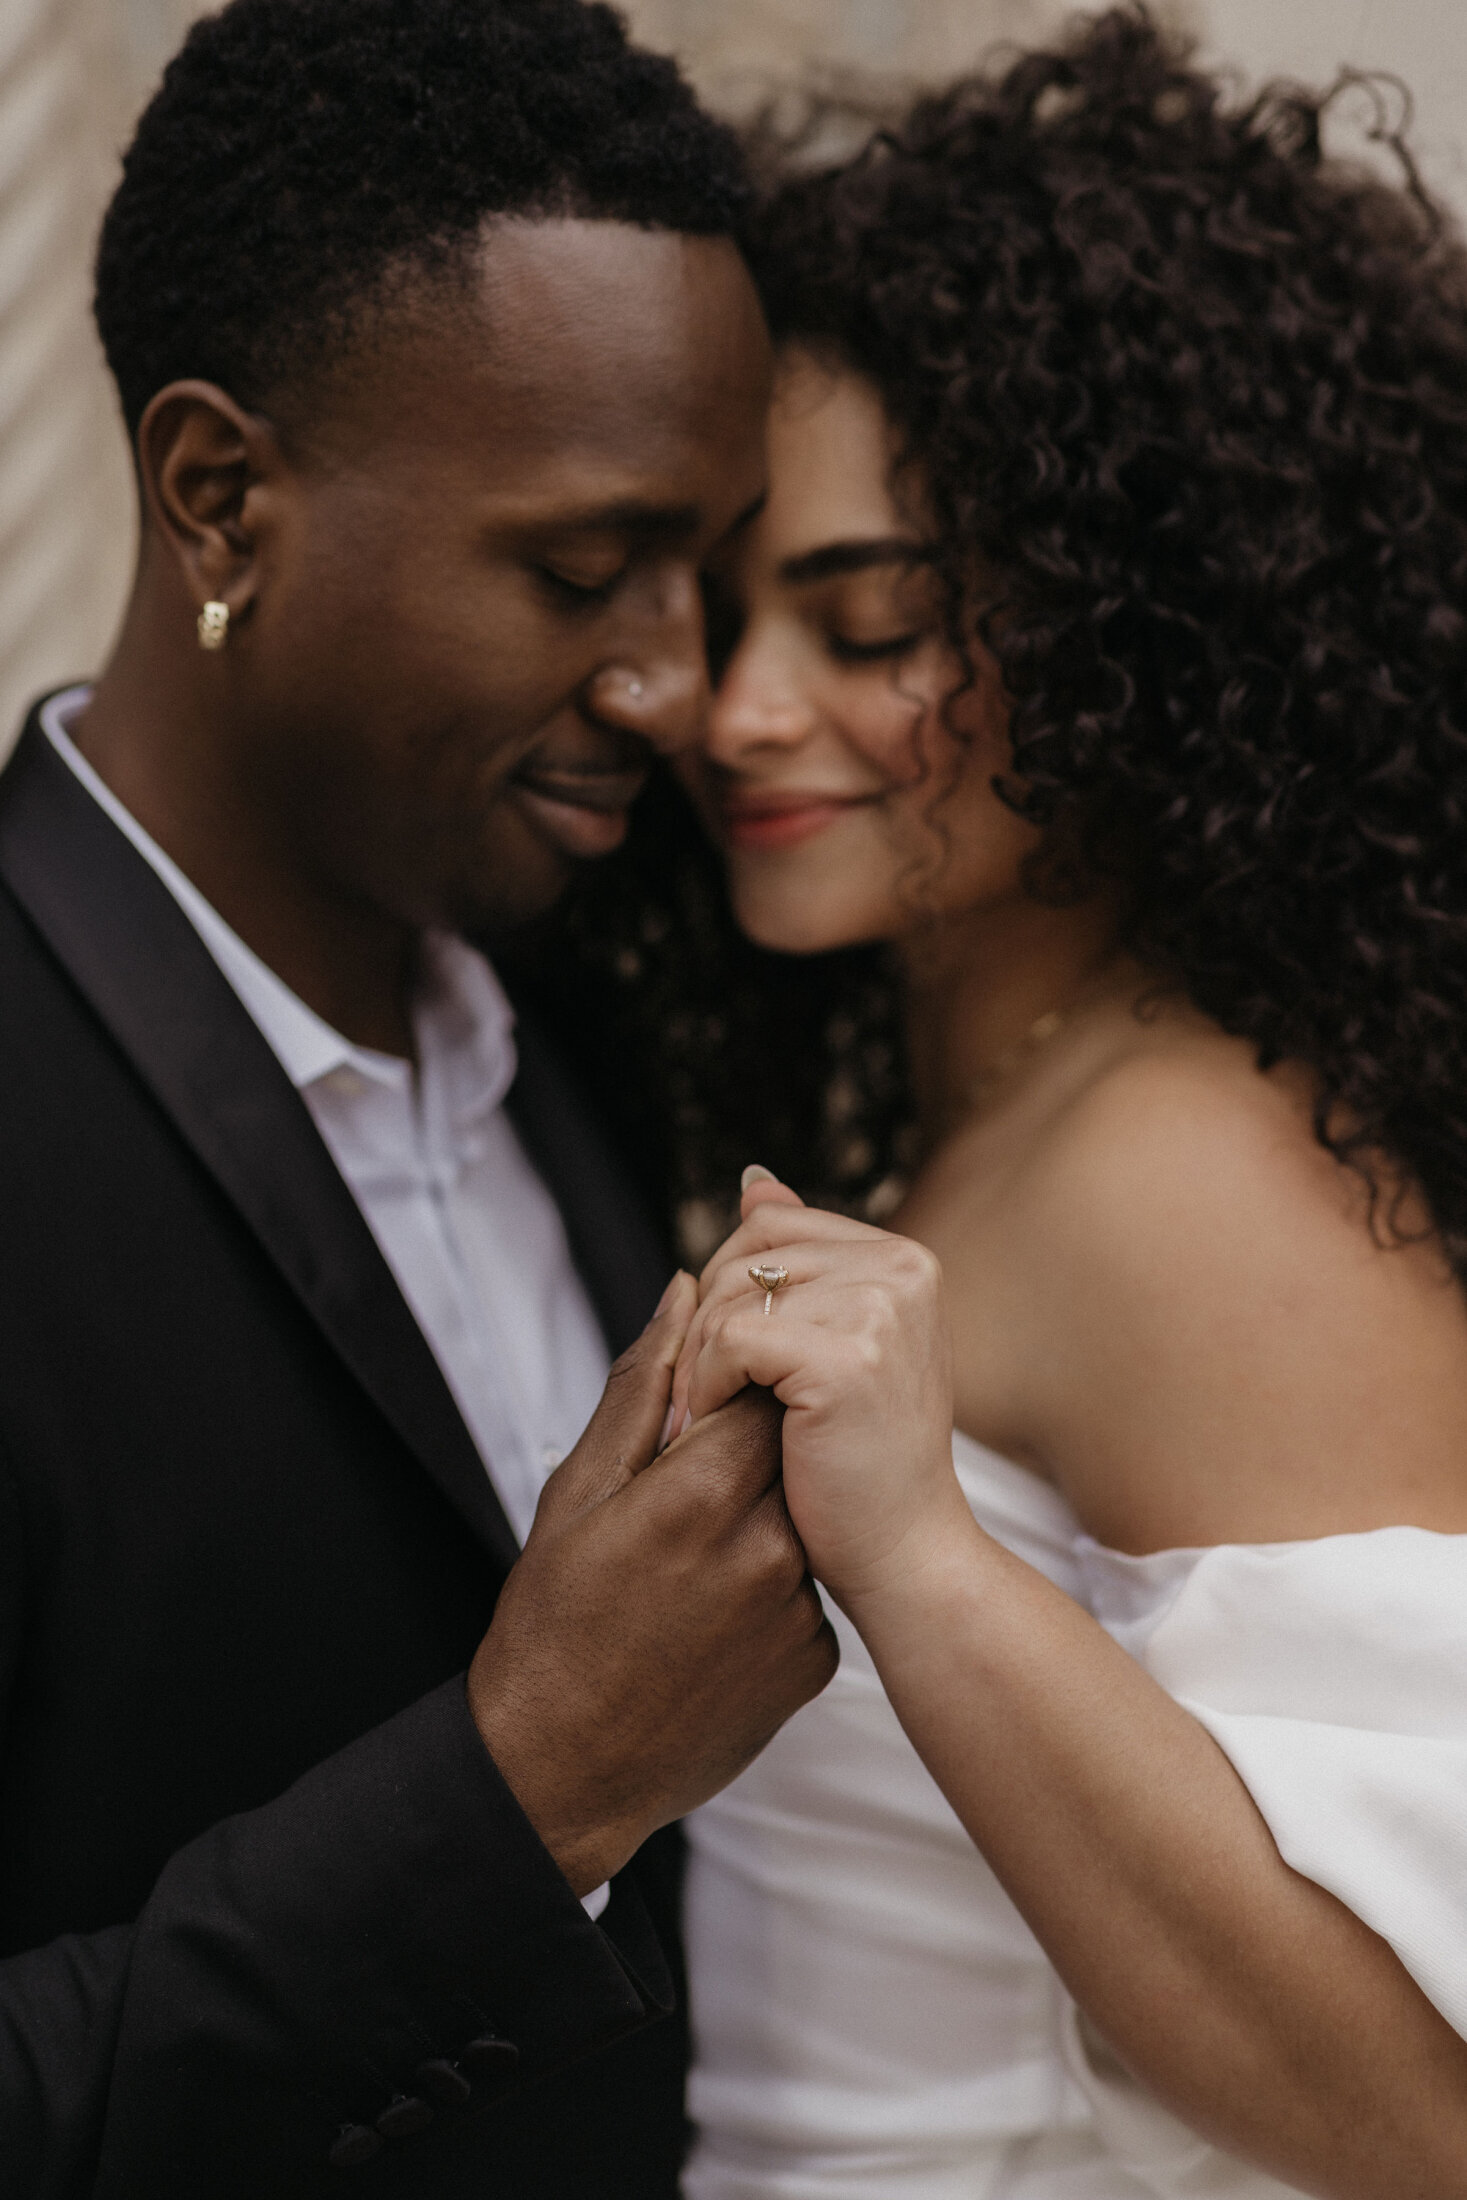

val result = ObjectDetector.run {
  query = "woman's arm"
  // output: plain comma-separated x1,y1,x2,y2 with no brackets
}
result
845,1517,1467,2200
684,1068,1467,2200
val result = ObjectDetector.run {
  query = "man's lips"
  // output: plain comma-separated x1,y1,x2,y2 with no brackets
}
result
720,791,878,852
509,764,649,859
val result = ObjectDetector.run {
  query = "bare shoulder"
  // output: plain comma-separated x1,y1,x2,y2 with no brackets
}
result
954,1021,1467,1549
1021,1024,1375,1248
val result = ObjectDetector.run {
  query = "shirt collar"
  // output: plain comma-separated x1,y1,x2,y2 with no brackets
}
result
413,930,518,1129
39,686,517,1122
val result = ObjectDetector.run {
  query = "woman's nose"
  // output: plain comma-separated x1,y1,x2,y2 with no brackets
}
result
706,634,817,763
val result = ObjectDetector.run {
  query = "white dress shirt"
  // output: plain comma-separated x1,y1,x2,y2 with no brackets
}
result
42,686,615,1910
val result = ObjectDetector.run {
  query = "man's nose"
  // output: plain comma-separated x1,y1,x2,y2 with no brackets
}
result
584,569,710,756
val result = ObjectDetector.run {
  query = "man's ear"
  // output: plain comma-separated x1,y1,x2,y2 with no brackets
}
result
135,380,282,631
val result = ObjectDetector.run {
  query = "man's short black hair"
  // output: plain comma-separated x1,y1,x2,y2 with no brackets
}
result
95,0,750,435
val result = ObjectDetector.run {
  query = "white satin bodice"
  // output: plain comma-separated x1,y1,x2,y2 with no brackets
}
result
686,1436,1099,2198
684,1433,1467,2198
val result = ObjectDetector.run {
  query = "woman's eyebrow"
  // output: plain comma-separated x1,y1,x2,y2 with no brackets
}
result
778,536,929,585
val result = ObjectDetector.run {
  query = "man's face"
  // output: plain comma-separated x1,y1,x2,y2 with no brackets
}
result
238,220,771,933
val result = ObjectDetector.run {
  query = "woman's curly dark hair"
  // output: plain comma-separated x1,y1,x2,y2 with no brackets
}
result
510,5,1467,1273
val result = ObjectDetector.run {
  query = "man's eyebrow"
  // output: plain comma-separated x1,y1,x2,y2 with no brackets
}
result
519,499,703,541
586,490,769,543
542,498,703,540
777,536,929,585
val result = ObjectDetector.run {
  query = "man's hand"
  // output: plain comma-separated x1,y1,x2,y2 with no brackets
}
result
467,1273,838,1895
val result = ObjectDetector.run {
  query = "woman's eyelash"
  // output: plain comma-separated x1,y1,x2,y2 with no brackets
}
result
827,631,925,664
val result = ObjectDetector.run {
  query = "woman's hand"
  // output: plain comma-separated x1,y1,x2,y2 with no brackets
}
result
672,1170,959,1603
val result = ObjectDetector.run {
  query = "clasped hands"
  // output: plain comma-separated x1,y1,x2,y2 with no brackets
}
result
672,1168,959,1609
468,1172,956,1897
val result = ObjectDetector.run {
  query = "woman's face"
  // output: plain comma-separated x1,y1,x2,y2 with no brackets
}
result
681,348,1040,955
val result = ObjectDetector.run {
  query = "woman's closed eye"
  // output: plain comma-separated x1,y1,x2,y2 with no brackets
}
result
813,565,941,669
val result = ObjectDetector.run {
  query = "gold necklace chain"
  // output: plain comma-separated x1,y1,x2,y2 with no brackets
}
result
939,954,1135,1138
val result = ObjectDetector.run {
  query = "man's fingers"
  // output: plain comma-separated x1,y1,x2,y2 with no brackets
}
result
535,1271,697,1525
654,1383,784,1508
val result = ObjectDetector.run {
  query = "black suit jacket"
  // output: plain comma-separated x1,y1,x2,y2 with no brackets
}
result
0,705,684,2198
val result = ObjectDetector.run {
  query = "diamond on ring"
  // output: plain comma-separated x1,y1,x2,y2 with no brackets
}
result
749,1262,790,1315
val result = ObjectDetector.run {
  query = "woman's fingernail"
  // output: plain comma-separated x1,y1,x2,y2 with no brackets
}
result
741,1164,777,1192
653,1270,687,1317
658,1399,678,1451
677,1407,692,1439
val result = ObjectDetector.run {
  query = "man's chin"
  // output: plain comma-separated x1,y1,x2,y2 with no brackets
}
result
443,792,637,942
445,850,583,946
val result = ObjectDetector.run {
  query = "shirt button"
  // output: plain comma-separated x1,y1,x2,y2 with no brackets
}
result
541,1445,563,1472
462,2034,520,2086
328,2124,383,2168
415,2058,472,2106
375,2094,434,2139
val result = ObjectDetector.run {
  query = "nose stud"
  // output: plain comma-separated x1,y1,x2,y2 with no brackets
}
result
627,678,644,699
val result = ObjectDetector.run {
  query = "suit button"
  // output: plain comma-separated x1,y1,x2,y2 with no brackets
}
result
462,2034,520,2084
376,2093,434,2138
328,2123,383,2168
416,2057,472,2106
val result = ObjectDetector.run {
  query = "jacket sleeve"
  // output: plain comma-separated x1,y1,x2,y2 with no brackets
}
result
1,1455,672,2200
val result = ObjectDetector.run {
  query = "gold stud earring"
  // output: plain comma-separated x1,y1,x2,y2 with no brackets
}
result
197,600,230,652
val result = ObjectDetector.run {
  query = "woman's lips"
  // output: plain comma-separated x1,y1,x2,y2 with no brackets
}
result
721,795,875,852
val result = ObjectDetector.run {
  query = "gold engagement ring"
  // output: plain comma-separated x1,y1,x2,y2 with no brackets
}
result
749,1262,790,1315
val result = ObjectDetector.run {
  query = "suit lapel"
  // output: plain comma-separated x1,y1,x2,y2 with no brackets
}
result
0,712,518,1572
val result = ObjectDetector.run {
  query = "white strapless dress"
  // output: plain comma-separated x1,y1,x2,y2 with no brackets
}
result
683,1430,1467,2198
